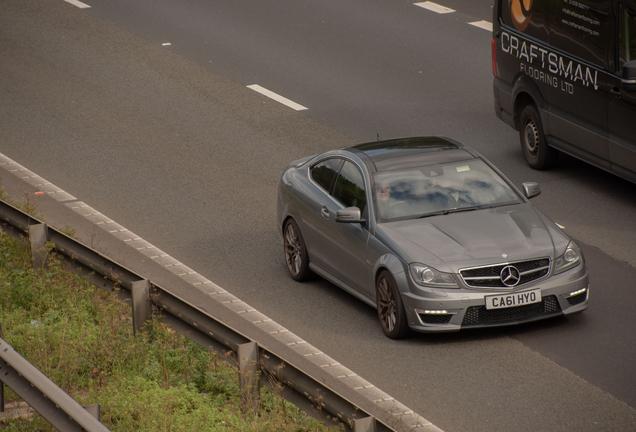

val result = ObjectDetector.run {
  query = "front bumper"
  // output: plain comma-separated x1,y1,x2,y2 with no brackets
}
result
398,264,589,333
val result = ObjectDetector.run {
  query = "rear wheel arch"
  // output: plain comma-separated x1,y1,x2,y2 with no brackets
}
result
282,215,294,234
514,92,536,130
518,104,558,170
512,86,558,170
511,76,546,130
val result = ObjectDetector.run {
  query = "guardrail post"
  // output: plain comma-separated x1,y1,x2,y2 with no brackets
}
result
28,223,48,275
132,280,152,336
238,342,260,415
85,404,101,421
354,416,376,432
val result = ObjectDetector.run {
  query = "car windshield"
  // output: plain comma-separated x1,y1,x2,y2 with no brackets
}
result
373,159,521,222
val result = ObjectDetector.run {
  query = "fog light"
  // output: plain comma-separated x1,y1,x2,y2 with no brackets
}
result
568,287,587,297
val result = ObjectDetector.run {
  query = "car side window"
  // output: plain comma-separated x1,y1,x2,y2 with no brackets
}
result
333,161,367,212
311,158,342,193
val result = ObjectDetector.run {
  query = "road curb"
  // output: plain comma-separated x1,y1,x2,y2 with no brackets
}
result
0,151,443,431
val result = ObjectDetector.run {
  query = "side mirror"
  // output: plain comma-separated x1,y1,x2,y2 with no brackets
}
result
622,60,636,92
522,182,541,199
336,207,365,223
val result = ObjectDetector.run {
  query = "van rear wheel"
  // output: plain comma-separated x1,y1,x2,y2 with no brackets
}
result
519,105,557,170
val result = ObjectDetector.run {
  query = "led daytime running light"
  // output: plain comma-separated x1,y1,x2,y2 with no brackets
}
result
569,288,587,297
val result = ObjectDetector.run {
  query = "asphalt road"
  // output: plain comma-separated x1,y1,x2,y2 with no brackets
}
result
1,1,635,431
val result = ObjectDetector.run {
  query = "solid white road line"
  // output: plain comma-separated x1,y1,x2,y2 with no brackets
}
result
247,84,308,111
64,0,91,9
414,1,455,14
468,20,493,32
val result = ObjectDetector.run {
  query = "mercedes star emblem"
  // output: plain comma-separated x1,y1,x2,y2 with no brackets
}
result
500,265,521,287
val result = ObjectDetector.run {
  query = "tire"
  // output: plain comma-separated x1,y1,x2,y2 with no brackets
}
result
519,104,558,170
283,219,312,281
376,270,410,339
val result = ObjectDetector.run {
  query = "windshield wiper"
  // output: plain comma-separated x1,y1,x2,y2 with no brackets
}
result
446,206,480,214
415,206,481,219
482,200,519,209
415,210,449,219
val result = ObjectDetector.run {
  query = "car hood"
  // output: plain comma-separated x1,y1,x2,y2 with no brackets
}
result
375,203,569,273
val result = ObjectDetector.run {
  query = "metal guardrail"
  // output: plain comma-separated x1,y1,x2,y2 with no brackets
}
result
0,198,393,431
0,332,109,432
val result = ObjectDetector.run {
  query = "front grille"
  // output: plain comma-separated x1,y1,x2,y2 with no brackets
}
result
418,313,453,325
567,292,587,306
460,258,550,288
462,295,561,326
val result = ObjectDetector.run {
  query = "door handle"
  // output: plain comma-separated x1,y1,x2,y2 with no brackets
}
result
611,87,622,99
321,206,330,219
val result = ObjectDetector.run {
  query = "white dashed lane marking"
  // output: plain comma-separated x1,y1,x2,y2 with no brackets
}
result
64,0,91,9
414,1,455,14
414,2,493,32
468,20,493,32
247,84,308,111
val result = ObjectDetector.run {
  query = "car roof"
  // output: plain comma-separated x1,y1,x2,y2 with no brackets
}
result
349,136,477,173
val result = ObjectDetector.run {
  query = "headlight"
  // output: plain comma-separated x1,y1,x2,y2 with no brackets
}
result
409,263,458,288
553,241,582,275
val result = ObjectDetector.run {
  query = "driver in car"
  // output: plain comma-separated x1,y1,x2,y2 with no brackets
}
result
436,174,470,208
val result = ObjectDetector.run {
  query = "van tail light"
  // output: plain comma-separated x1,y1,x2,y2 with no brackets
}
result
492,37,497,77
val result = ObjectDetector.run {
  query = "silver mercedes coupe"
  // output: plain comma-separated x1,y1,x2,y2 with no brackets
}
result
276,137,589,338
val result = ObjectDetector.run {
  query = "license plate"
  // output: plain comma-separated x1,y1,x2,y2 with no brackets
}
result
485,289,542,310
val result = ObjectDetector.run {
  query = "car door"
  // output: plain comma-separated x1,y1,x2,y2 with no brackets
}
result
298,157,343,267
608,2,636,177
318,160,371,292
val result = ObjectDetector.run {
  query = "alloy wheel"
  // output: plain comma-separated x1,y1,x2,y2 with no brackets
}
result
284,223,302,276
377,277,397,333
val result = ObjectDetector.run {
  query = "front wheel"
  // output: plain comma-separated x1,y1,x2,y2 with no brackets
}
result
519,104,558,170
376,270,410,339
283,219,312,281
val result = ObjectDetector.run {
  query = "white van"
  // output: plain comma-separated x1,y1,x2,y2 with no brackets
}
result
493,0,636,182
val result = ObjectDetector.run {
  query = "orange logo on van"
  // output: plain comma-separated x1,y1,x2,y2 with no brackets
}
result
509,0,533,31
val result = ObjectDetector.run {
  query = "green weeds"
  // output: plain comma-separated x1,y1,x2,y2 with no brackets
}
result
0,231,342,431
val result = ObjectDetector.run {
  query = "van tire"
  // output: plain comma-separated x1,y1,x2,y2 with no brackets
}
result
519,105,558,170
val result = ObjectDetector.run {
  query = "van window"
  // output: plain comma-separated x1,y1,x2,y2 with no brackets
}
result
550,0,610,68
618,2,636,70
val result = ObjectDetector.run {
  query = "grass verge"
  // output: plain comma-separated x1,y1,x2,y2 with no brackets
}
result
0,228,343,431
